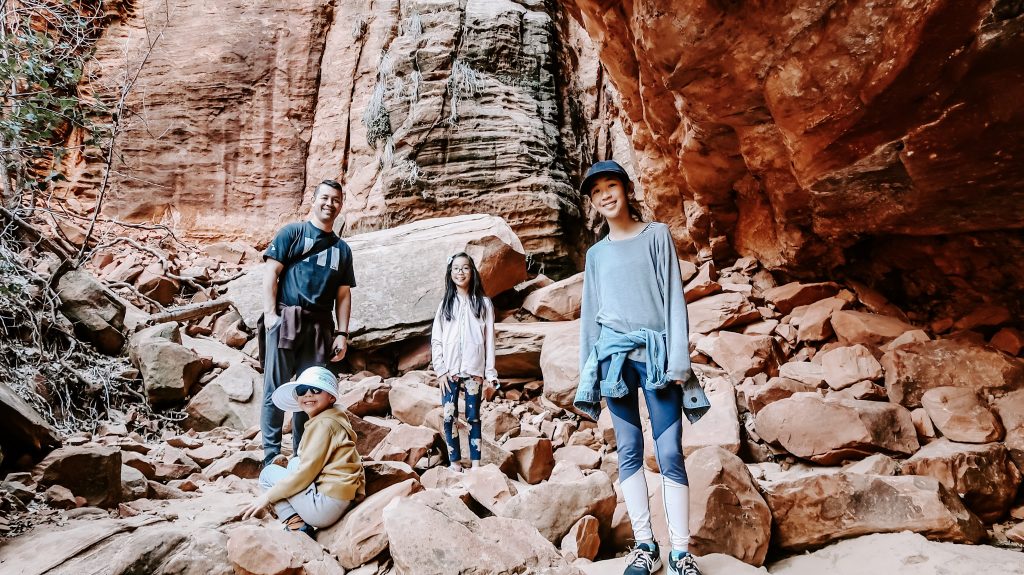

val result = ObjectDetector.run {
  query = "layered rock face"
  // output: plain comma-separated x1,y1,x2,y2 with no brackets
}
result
60,0,629,273
566,0,1024,318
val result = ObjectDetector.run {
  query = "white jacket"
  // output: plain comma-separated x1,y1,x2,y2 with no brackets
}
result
431,295,498,382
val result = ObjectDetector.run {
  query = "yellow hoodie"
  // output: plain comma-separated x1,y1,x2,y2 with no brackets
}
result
265,407,365,503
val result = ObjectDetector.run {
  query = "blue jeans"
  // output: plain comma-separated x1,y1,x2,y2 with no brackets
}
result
441,376,482,463
258,456,349,528
261,321,314,466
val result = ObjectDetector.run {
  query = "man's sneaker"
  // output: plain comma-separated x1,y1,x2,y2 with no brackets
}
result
668,550,702,575
623,541,661,575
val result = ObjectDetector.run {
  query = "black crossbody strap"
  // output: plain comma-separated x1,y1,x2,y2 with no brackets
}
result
281,232,339,271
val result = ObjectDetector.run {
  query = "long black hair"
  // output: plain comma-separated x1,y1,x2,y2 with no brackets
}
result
441,252,488,321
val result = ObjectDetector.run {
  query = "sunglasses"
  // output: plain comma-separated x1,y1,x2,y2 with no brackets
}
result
295,385,324,397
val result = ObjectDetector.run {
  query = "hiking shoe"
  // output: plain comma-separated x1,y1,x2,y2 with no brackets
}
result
668,550,702,575
623,541,661,575
262,453,288,469
283,514,316,539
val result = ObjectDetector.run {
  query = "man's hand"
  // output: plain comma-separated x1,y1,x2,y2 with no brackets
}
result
331,335,348,362
241,494,272,520
264,311,281,329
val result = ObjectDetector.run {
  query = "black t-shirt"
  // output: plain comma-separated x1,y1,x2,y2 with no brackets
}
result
263,221,356,313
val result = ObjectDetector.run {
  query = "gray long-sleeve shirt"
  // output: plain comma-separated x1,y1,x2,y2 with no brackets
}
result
578,222,691,381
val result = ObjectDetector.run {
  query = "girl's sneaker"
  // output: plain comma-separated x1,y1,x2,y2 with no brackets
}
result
283,514,316,539
668,550,702,575
623,541,661,575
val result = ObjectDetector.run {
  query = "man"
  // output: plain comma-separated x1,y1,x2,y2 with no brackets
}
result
261,179,355,467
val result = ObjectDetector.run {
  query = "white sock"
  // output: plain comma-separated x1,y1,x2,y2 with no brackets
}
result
620,470,654,543
663,476,690,551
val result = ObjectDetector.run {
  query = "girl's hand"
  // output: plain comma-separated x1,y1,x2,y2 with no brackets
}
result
241,494,272,520
439,373,451,394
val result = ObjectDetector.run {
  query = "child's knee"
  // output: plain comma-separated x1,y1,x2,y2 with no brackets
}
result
442,401,457,423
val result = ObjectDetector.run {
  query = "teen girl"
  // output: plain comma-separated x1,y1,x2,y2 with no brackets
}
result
431,252,499,471
574,161,702,575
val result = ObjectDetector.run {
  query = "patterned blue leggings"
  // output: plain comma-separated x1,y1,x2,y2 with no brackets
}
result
441,376,482,463
604,358,688,485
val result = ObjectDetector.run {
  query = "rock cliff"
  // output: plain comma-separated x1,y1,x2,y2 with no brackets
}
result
566,0,1024,320
58,0,630,274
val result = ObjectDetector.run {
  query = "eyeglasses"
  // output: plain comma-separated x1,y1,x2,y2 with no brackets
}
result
451,266,472,273
295,385,324,397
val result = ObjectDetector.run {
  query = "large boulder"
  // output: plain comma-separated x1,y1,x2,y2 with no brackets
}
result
882,339,1024,408
494,321,564,378
180,335,263,432
503,436,556,484
763,281,840,314
755,394,919,464
993,389,1024,468
383,490,583,575
796,296,849,342
522,272,583,321
183,376,261,432
388,372,441,427
818,344,883,390
540,321,583,415
560,515,601,562
32,445,122,508
369,424,439,467
759,471,985,550
902,439,1022,523
682,378,741,456
769,531,1024,575
0,489,255,575
129,323,206,406
348,411,392,456
347,215,527,348
335,376,391,417
56,269,126,355
498,469,616,543
461,464,519,515
319,478,423,569
226,525,343,575
828,311,917,347
687,292,761,334
362,460,418,496
0,382,61,465
920,387,1004,443
221,262,268,330
746,376,819,415
698,332,777,383
687,447,772,566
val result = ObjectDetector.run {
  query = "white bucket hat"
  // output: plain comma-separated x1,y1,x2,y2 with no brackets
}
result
271,366,339,412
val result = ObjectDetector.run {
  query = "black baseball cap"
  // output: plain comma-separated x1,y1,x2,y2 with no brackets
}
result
579,160,631,195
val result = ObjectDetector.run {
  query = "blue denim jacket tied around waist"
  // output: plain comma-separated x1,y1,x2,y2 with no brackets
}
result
573,325,669,421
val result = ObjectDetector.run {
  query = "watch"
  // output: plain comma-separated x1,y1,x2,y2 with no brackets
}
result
334,330,349,338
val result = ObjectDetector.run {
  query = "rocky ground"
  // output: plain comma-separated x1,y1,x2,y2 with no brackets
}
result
1,214,1023,575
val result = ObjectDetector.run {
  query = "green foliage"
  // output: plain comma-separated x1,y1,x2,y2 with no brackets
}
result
0,8,104,204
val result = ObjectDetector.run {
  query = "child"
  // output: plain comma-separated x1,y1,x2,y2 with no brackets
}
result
430,252,499,471
241,366,365,536
573,161,703,575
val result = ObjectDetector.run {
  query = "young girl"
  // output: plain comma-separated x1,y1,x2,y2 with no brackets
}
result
242,366,365,536
430,252,499,471
573,161,702,575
